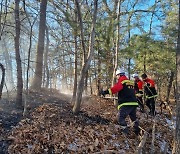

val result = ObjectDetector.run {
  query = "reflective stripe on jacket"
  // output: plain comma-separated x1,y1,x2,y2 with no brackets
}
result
118,102,139,110
146,95,158,99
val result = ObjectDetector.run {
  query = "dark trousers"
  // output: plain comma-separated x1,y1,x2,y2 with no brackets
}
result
146,98,155,115
118,106,140,135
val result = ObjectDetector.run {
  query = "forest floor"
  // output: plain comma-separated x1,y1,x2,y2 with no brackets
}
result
0,88,175,154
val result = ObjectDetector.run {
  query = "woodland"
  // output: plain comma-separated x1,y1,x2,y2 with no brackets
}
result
0,0,180,154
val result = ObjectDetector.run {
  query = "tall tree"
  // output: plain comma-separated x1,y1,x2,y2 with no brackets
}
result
74,0,86,65
173,0,180,152
73,0,98,114
111,0,121,86
14,0,23,107
43,26,50,88
71,9,78,105
0,0,8,40
74,0,89,94
31,0,47,89
23,0,37,91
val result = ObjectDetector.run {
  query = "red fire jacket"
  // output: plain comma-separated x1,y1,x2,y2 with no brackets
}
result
108,75,138,110
134,78,143,97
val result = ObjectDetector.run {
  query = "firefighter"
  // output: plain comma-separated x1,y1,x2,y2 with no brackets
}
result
100,69,140,136
141,73,158,116
133,73,144,112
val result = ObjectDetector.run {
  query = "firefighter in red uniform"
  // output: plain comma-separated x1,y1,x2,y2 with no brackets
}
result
100,69,140,135
133,73,144,112
141,73,158,116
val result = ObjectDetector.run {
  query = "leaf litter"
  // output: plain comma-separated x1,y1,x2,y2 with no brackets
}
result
0,89,174,153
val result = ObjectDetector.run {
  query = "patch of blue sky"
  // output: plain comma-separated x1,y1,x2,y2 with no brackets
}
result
121,0,165,40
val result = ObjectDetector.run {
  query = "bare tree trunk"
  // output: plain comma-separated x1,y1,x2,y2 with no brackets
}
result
73,0,98,114
75,0,89,94
97,48,101,95
111,0,121,86
23,0,37,91
127,12,133,79
0,0,8,40
84,71,88,94
44,26,50,88
14,0,23,107
166,71,174,103
111,0,121,106
74,0,88,94
71,34,78,105
22,0,38,116
31,0,47,90
128,58,131,79
143,52,147,73
93,55,98,95
70,57,73,90
172,0,180,152
89,75,93,95
94,41,101,95
26,25,33,90
0,63,5,99
74,0,86,65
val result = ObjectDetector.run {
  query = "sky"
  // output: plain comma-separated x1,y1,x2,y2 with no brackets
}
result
129,0,164,40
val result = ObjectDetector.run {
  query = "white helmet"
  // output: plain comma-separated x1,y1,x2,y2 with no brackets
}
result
116,69,125,75
132,73,139,78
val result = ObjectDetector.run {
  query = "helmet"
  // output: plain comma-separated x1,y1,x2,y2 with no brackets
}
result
116,69,125,75
133,73,139,78
141,73,147,79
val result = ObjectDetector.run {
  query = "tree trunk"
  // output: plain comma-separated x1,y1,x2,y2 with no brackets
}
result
44,26,50,88
14,0,23,107
0,0,8,40
143,52,147,73
31,0,47,90
70,57,73,90
173,0,180,152
128,58,131,79
165,71,174,103
74,0,86,65
71,34,78,105
111,0,121,86
90,75,93,95
0,63,5,99
23,0,37,91
84,71,88,94
127,12,132,79
26,24,33,91
74,0,88,95
73,0,98,114
97,47,101,95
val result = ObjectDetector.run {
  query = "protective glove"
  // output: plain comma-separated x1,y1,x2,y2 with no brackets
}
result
99,89,109,97
136,93,143,97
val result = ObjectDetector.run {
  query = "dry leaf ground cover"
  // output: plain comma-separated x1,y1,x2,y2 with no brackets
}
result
0,89,174,153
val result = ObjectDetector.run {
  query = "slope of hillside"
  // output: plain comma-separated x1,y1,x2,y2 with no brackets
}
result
0,89,174,153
